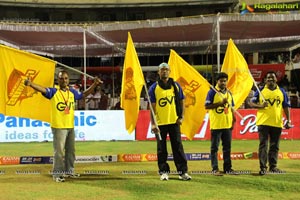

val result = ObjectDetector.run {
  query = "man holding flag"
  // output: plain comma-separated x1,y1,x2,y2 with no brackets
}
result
121,33,190,180
149,62,191,181
206,38,253,175
24,70,102,182
205,72,237,175
249,71,292,175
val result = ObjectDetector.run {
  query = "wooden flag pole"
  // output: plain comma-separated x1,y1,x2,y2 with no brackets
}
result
56,61,94,79
143,83,162,141
209,85,244,120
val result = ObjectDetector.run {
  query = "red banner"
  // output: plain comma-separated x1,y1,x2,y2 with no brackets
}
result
249,64,285,82
136,109,300,140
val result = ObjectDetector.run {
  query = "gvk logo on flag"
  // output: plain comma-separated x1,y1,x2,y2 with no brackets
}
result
0,45,56,123
6,69,39,106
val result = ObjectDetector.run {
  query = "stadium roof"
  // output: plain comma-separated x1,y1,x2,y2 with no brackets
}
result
1,12,300,58
0,0,238,8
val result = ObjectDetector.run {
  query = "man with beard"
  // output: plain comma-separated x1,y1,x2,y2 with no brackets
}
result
205,72,237,175
250,71,292,175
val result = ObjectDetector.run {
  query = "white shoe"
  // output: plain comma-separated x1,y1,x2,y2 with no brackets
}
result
53,176,65,182
160,173,169,181
179,173,192,181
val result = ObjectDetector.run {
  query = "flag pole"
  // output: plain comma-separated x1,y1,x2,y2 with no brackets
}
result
248,70,266,102
143,83,162,140
209,85,244,120
83,29,87,90
56,61,94,79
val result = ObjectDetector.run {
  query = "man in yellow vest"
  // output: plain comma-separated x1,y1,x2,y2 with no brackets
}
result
25,70,102,182
205,72,237,175
149,62,191,181
250,71,292,175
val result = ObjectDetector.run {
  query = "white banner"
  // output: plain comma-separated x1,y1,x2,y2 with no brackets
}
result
0,110,135,142
75,155,118,163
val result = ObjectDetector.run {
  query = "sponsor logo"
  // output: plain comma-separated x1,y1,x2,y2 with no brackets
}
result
7,69,39,106
240,114,258,134
287,152,300,159
20,156,50,164
218,152,258,160
0,156,20,165
119,154,142,162
176,77,201,108
240,2,254,15
254,3,299,11
57,102,75,112
142,154,157,161
75,156,101,163
0,111,96,128
158,96,174,107
75,156,117,163
123,68,137,100
241,2,299,15
186,153,210,160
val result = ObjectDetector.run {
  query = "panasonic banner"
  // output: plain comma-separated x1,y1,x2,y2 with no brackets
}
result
0,111,134,142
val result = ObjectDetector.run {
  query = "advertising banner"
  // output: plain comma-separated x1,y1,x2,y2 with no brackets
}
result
0,156,20,165
136,109,300,140
0,111,134,142
75,155,117,163
249,64,285,82
1,109,299,142
20,156,51,164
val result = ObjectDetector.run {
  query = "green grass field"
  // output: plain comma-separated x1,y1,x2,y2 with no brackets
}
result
0,140,300,200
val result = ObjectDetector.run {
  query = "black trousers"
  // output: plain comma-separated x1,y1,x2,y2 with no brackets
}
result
155,123,188,175
258,125,282,170
210,129,232,172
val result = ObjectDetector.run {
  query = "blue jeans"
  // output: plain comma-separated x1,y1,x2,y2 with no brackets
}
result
210,129,232,172
52,128,75,177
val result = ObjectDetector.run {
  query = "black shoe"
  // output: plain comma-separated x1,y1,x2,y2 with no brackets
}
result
259,169,267,175
269,168,285,174
212,169,223,176
225,169,239,175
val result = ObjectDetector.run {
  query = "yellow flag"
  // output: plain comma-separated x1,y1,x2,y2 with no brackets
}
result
168,50,210,140
0,45,56,122
221,39,253,109
120,32,145,134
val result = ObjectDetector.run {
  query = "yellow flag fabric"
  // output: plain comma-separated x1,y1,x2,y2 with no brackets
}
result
0,45,56,122
120,32,145,134
221,39,253,110
168,50,210,140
